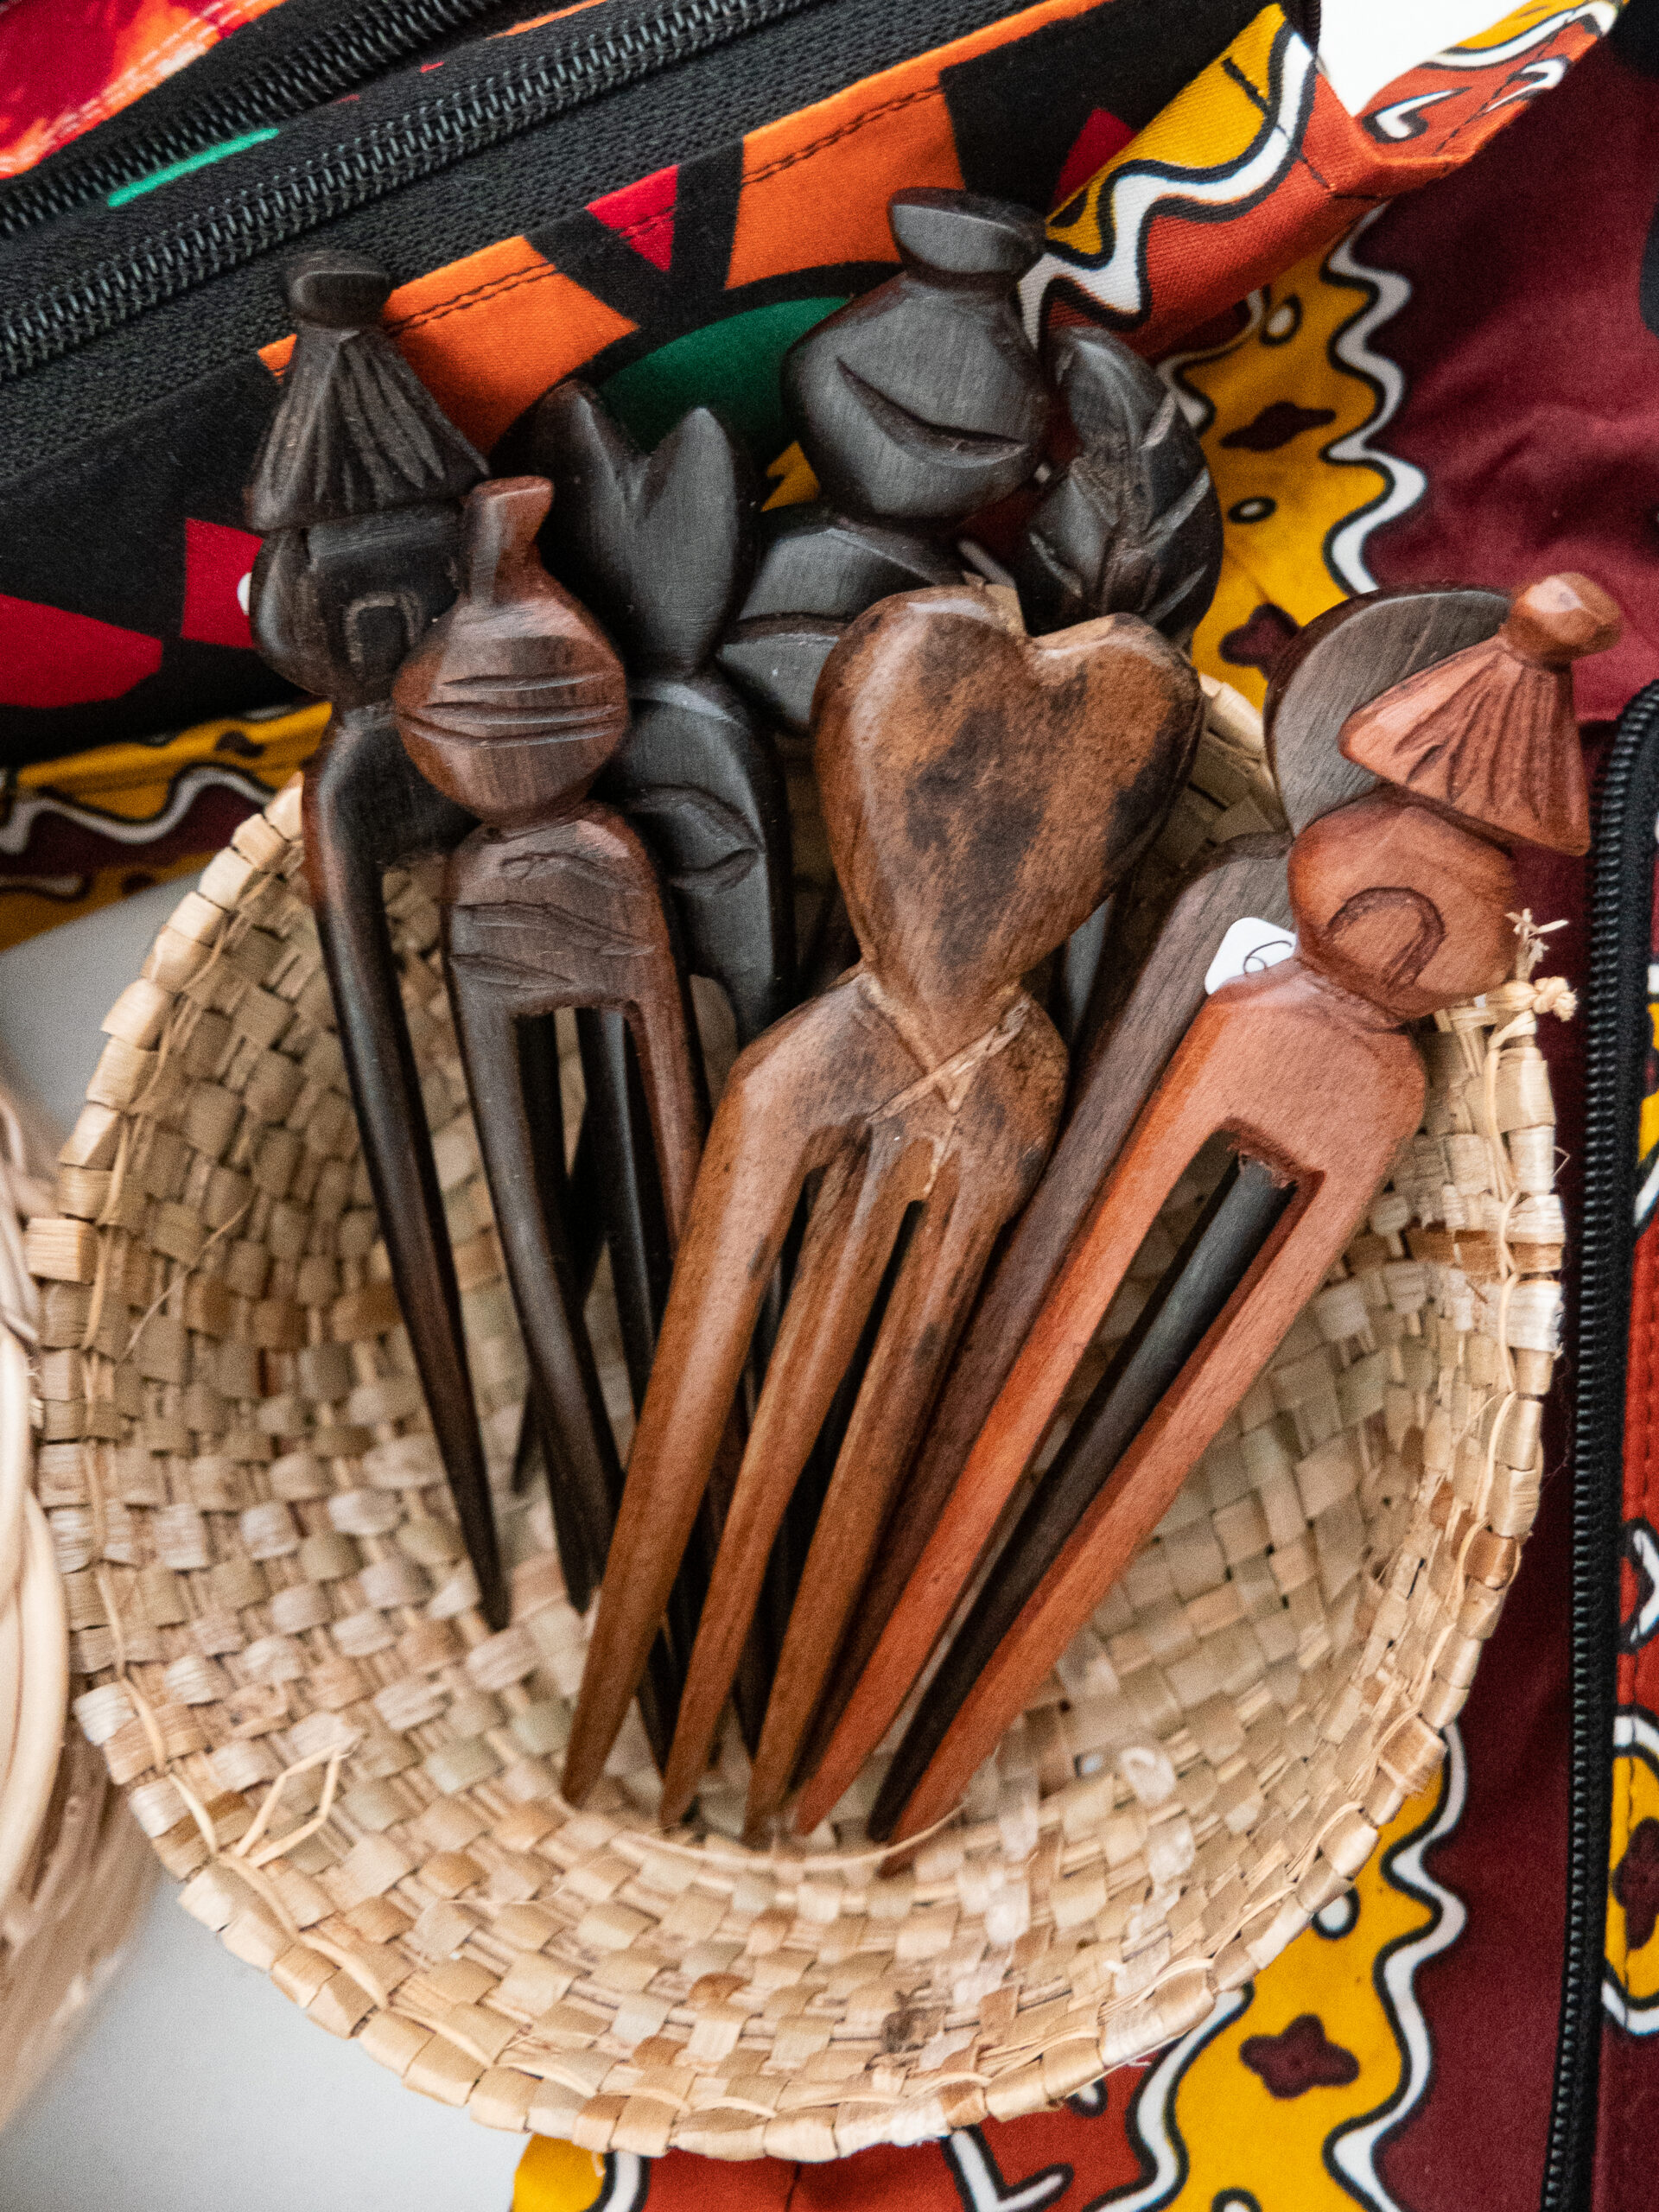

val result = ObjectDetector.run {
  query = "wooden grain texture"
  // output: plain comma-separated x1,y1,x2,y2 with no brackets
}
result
795,832,1292,1828
1263,583,1508,833
392,481,705,1713
245,247,505,1623
880,953,1430,1842
563,585,1202,1826
718,189,1045,735
867,571,1624,1840
798,579,1560,1827
868,1154,1293,1835
531,382,797,1049
1338,573,1618,855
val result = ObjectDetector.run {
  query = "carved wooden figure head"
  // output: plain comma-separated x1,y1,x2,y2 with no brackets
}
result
245,248,486,707
782,190,1050,526
813,584,1202,1051
391,477,629,828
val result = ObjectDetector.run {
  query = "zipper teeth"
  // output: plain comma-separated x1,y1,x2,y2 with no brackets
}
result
0,0,816,382
0,0,516,240
1541,682,1659,2212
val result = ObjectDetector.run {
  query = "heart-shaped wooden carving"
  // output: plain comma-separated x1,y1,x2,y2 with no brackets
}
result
814,585,1202,1045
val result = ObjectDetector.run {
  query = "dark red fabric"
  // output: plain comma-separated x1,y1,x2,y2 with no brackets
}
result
1363,35,1659,724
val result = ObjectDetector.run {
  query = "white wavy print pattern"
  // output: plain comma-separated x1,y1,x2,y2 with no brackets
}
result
1019,26,1316,339
0,760,273,856
1432,3,1618,68
1328,1723,1469,2209
593,2151,648,2212
1097,1725,1466,2211
1322,209,1427,594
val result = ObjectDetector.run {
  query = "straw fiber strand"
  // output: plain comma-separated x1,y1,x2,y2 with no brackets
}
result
0,1084,156,2131
30,753,1569,2157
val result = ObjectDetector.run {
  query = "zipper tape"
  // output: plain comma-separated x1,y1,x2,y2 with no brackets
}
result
1541,683,1659,2212
0,0,830,384
0,0,533,240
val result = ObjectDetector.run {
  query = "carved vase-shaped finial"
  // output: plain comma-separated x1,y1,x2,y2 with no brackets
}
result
392,477,629,827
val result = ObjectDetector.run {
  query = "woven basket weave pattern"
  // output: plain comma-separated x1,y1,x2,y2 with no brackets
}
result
27,771,1565,2159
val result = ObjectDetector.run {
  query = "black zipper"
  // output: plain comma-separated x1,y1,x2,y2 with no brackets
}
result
0,0,532,241
1541,683,1659,2212
0,0,829,383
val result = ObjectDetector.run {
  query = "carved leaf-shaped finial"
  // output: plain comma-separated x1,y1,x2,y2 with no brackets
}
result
1012,325,1223,646
531,382,754,676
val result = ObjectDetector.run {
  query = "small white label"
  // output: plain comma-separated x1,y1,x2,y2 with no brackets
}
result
1205,915,1297,995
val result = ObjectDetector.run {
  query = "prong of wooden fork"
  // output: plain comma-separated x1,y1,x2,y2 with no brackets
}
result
302,704,505,1627
658,1135,919,1826
747,1159,1010,1835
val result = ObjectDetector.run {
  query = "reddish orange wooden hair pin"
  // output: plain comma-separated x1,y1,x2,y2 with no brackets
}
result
832,572,1618,1845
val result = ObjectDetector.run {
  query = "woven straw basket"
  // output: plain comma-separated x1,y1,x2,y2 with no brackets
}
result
26,699,1570,2160
0,1084,156,2130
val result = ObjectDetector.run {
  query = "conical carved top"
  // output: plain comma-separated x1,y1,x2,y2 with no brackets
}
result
391,478,629,829
245,248,486,534
1338,572,1621,856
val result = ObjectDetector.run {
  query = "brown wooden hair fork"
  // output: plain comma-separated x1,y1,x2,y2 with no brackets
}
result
563,582,1204,1831
391,476,706,1757
243,251,505,1620
818,571,1619,1845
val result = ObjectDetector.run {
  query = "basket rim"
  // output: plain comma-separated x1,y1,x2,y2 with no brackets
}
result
29,777,1569,2158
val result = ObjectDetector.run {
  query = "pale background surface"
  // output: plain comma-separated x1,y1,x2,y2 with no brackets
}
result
0,8,1522,2202
0,883,523,2211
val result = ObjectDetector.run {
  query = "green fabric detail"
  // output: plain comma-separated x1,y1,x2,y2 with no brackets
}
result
600,297,848,462
108,128,282,208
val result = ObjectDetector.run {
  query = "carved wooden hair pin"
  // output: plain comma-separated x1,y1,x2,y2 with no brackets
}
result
849,572,1618,1844
797,580,1510,1821
563,582,1203,1833
244,250,506,1622
393,475,707,1759
529,383,795,1411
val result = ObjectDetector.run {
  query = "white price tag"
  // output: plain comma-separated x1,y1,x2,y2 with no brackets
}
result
1204,915,1297,996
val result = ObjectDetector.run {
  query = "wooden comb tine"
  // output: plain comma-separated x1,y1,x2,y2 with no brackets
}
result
749,1174,1008,1835
877,961,1429,1842
868,1152,1291,1838
562,1040,831,1808
302,709,505,1629
794,834,1293,1827
658,1145,915,1825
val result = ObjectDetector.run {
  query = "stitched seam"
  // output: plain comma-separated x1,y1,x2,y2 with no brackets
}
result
1393,20,1604,171
387,258,572,334
745,81,941,188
